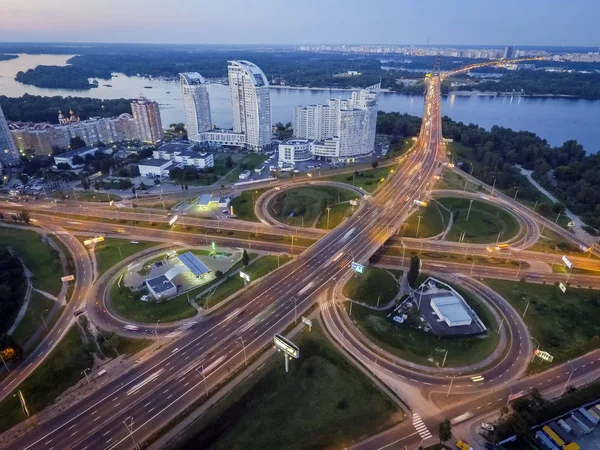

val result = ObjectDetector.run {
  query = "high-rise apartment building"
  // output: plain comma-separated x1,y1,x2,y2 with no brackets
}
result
131,97,164,144
293,83,379,160
503,46,516,59
180,72,212,143
228,60,271,152
0,105,20,165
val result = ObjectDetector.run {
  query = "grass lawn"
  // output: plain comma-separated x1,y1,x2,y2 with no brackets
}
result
434,169,479,192
315,202,355,229
0,326,95,433
230,188,269,222
483,279,600,373
347,284,499,367
81,237,159,277
438,197,520,244
0,228,62,296
401,202,451,238
196,255,289,308
52,190,122,202
10,291,56,347
170,324,403,450
109,282,197,323
99,332,153,358
223,154,269,183
527,229,593,258
323,166,395,193
270,186,358,227
342,267,399,307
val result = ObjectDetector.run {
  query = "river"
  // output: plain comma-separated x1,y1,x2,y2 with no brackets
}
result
1,54,599,153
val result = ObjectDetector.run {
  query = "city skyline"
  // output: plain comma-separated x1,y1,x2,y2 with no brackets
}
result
1,0,599,46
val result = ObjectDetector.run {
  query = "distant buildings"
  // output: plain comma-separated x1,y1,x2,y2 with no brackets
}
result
228,60,272,152
180,72,212,142
292,83,379,161
503,46,516,59
53,146,101,168
9,112,137,155
131,97,164,144
0,104,20,166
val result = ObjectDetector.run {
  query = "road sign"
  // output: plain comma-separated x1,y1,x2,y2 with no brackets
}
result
567,221,575,228
61,275,75,282
580,244,591,253
351,262,364,274
559,282,567,293
168,215,178,227
211,242,216,252
535,349,554,362
83,236,104,246
562,255,573,269
302,317,312,330
274,334,299,359
239,271,250,282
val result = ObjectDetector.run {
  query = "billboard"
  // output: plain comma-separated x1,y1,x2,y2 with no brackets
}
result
239,271,250,282
302,317,312,328
350,262,364,274
535,349,554,362
562,255,573,269
61,275,75,282
274,334,299,359
168,215,179,227
83,236,104,246
559,282,567,293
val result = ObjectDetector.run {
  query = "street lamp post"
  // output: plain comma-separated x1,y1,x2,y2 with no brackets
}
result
82,367,92,388
326,207,331,229
236,337,247,367
123,417,141,450
0,352,10,372
564,360,575,391
555,210,562,224
446,376,456,397
466,199,473,221
491,176,497,196
416,215,422,238
154,319,161,342
522,299,530,319
496,231,504,244
41,309,49,331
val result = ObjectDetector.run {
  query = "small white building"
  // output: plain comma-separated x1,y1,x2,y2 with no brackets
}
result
138,158,172,178
153,143,214,169
145,274,177,300
198,194,220,210
53,146,100,168
238,170,251,180
430,295,472,327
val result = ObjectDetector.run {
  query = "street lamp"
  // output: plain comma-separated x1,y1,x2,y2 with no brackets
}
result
564,360,575,392
154,319,161,342
82,367,92,388
236,337,247,367
41,309,49,331
531,337,540,362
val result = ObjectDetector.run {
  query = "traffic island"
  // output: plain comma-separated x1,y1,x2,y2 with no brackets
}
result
267,185,360,229
436,196,520,244
342,272,501,368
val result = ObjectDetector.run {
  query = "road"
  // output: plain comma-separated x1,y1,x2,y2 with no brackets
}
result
1,77,444,450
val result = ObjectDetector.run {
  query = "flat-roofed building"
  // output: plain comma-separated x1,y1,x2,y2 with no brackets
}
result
145,274,177,300
430,295,472,327
138,158,172,178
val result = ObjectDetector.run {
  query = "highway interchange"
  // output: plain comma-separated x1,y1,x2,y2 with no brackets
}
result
0,65,599,450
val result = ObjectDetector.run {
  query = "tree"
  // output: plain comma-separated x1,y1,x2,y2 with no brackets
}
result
371,161,379,169
17,210,30,225
94,180,100,191
225,156,233,168
131,186,136,195
242,250,250,266
185,184,189,191
18,173,29,184
80,178,90,190
438,419,452,444
70,136,86,149
407,255,420,287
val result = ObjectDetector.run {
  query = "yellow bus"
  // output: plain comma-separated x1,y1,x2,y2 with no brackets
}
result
542,425,565,447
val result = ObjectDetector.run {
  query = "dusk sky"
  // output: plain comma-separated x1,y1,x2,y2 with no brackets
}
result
1,0,598,46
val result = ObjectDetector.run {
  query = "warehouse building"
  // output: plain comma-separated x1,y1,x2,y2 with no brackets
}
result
430,295,472,327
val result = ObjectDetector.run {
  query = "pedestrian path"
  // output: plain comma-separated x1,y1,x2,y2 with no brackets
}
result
412,413,433,440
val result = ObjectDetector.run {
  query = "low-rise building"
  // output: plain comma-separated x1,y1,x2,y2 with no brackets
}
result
238,170,251,180
145,274,177,300
198,129,246,148
138,158,173,178
198,194,220,210
430,296,472,327
278,138,313,164
53,146,100,168
153,143,214,169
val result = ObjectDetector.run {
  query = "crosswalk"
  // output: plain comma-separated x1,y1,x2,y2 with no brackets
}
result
412,413,433,440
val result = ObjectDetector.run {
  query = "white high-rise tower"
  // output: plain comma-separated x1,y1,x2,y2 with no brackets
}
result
179,72,212,143
0,104,19,165
227,60,271,152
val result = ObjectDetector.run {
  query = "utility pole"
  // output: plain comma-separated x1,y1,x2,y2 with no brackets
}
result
497,317,505,334
0,352,10,372
513,186,519,200
564,361,575,392
491,176,497,195
154,319,161,343
555,210,562,224
522,299,530,319
466,199,473,221
416,215,422,238
82,368,92,388
446,376,455,397
496,231,503,244
236,337,247,367
123,417,141,450
442,350,448,367
118,244,123,260
533,199,539,212
326,207,331,229
41,309,49,331
349,300,353,317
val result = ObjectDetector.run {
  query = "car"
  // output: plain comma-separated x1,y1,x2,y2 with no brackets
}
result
566,385,577,393
73,308,86,317
481,423,494,432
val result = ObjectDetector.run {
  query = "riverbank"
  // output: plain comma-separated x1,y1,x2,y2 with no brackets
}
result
449,90,590,99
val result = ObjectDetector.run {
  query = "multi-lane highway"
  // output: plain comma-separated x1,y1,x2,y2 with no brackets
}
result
2,76,445,450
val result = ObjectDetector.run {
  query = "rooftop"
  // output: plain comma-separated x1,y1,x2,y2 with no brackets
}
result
55,146,99,159
157,143,193,154
138,158,172,167
146,274,176,294
431,295,472,324
198,194,218,206
178,252,210,277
